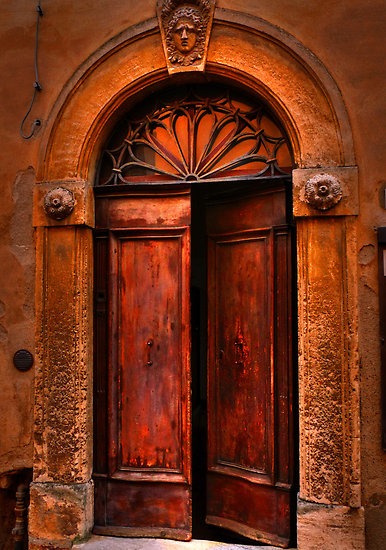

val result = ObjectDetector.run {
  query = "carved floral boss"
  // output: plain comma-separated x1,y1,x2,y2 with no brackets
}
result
44,187,75,220
303,174,343,211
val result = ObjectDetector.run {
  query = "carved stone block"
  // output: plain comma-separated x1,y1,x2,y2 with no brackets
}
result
157,0,215,74
29,481,93,547
293,166,358,217
33,180,95,227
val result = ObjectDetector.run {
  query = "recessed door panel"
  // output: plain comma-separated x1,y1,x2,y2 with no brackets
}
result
119,235,184,472
209,232,273,476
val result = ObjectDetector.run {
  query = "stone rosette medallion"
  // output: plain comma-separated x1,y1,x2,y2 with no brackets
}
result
303,174,343,211
157,0,215,74
43,187,75,220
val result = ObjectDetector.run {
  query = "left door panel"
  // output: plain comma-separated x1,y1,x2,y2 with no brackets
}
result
93,188,192,540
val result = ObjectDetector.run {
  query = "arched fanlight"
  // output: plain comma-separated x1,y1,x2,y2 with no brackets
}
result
97,85,293,185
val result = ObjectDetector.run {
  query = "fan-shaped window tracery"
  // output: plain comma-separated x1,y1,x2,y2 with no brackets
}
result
97,85,293,185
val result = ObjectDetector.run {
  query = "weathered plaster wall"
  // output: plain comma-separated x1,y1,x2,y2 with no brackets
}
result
0,1,385,548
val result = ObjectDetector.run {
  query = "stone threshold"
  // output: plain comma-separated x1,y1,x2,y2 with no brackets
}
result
73,536,296,550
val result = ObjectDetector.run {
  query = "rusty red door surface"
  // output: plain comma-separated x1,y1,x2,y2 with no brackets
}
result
93,181,295,546
93,186,192,540
205,183,295,547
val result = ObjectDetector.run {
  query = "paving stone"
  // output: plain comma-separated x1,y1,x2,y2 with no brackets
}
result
73,536,292,550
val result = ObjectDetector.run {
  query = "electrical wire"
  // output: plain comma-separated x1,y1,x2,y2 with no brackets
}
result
20,3,43,139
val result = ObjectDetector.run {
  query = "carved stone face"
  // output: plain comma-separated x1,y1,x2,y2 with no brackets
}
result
172,16,197,53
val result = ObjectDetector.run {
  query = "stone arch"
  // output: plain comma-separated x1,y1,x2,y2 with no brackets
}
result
31,10,363,550
37,11,354,182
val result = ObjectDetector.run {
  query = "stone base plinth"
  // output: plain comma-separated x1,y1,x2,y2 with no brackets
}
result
29,481,93,549
297,499,365,550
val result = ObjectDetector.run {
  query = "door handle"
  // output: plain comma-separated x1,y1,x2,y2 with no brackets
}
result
234,336,247,369
234,338,244,366
146,339,154,366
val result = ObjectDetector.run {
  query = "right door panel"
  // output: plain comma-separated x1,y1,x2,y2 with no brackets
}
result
206,184,295,548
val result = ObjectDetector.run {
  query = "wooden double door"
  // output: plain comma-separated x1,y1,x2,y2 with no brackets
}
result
93,180,296,547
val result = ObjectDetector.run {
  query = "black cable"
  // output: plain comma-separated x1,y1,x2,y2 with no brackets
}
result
20,3,43,139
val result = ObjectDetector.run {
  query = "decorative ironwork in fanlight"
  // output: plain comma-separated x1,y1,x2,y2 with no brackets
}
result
97,87,292,185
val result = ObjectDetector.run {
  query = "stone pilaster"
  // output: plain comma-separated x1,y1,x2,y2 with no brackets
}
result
293,167,364,549
30,180,94,549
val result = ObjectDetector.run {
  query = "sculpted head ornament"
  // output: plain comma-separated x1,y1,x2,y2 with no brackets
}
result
169,7,203,60
157,0,215,73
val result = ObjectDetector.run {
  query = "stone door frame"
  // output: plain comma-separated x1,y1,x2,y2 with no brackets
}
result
30,10,364,549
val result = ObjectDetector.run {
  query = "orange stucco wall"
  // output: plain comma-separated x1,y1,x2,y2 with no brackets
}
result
0,1,385,548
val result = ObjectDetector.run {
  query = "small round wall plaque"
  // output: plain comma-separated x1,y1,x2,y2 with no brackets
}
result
13,349,34,372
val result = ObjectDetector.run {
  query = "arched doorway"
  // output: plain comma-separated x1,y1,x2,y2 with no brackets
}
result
30,11,361,549
92,83,296,547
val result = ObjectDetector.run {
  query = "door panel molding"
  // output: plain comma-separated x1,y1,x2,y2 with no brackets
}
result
110,230,189,478
207,231,274,478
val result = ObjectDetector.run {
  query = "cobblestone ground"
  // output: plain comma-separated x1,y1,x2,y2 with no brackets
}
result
73,537,294,550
